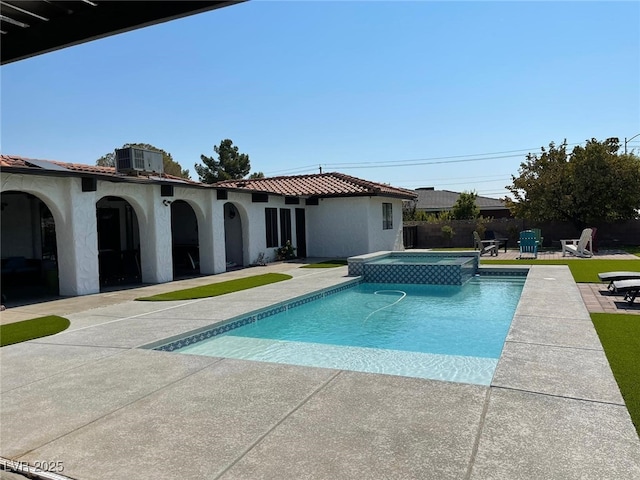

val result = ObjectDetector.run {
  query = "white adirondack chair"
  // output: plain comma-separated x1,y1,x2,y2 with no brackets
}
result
473,231,498,256
561,228,593,258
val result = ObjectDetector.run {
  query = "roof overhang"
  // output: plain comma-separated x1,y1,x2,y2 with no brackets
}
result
0,165,210,189
216,186,416,200
1,1,245,65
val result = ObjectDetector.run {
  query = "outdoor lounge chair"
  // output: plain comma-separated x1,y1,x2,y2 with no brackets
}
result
561,228,593,258
473,231,498,256
531,228,544,247
518,230,538,259
611,279,640,305
598,271,640,290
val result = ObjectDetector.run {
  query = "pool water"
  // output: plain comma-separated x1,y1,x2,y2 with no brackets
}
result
174,277,525,385
368,256,472,265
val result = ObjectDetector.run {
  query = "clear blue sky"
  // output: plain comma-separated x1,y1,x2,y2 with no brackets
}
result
2,1,639,198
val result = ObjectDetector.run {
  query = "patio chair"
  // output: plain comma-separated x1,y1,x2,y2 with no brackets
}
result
485,230,508,253
598,271,640,290
531,228,544,247
518,230,538,259
589,226,598,253
473,231,498,256
611,279,640,305
561,228,593,258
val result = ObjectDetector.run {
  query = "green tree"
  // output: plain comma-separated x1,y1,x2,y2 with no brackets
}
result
506,138,640,229
452,191,480,220
195,139,252,183
96,143,190,179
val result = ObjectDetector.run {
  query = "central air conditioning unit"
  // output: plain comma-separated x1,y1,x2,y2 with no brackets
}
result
115,147,164,175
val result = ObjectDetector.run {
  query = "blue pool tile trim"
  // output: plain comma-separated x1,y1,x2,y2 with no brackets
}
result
349,252,479,285
478,270,528,277
153,280,361,352
362,262,474,285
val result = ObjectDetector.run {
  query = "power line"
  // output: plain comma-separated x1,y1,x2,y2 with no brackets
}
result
264,164,320,175
264,142,585,175
329,153,524,169
324,143,584,169
396,173,511,186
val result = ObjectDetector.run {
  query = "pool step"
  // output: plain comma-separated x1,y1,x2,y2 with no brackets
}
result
179,335,498,386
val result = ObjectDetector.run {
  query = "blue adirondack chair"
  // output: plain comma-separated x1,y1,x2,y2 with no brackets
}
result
518,230,538,259
531,228,543,247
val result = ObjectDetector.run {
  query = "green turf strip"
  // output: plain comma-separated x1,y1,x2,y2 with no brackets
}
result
481,258,640,283
0,315,70,347
591,313,640,436
136,273,292,301
301,259,348,268
623,246,640,257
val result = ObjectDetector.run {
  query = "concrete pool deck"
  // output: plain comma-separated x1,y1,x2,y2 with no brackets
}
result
1,259,640,479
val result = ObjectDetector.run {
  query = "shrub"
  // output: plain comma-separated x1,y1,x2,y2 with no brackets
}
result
275,240,296,260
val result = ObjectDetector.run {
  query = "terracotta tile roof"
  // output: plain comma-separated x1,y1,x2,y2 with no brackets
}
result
215,172,417,199
0,154,201,185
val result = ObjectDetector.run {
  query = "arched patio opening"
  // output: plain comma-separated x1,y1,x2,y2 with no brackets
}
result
96,196,141,288
0,191,59,304
223,202,244,269
171,200,200,277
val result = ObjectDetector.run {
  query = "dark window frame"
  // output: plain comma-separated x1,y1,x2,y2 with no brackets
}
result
382,202,393,230
265,208,279,248
280,208,292,245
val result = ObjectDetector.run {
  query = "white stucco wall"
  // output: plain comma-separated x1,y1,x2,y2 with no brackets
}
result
1,173,100,295
1,173,223,295
222,193,306,265
366,197,405,253
305,196,405,258
305,197,371,257
172,186,225,275
2,171,408,296
61,179,101,295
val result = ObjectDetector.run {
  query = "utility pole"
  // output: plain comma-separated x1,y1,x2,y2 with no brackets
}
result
624,133,640,154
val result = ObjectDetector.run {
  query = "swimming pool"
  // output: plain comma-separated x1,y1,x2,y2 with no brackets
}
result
158,276,525,385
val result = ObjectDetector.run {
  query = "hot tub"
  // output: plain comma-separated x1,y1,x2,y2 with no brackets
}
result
347,251,479,285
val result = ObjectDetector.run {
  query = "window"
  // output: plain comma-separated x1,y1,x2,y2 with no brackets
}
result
280,208,292,245
265,208,278,247
382,203,393,230
252,193,269,203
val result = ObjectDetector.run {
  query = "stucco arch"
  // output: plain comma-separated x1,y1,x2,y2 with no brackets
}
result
96,193,147,226
95,195,143,287
172,197,206,226
1,183,66,224
223,201,248,268
0,190,61,300
170,200,200,276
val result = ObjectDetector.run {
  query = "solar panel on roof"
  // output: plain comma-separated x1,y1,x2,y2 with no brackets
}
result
24,159,69,171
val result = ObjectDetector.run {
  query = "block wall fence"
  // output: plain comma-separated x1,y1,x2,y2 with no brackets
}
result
403,219,640,250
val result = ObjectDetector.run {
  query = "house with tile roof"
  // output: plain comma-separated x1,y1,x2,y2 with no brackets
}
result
0,154,415,299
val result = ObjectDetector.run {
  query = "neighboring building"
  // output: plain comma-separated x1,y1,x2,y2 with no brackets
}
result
410,187,511,218
0,155,416,299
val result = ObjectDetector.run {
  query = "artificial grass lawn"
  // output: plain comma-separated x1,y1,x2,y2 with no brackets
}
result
0,315,70,347
136,273,292,301
301,259,348,268
591,313,640,436
481,258,640,283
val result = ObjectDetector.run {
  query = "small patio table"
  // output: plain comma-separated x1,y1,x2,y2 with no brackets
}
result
493,237,508,253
